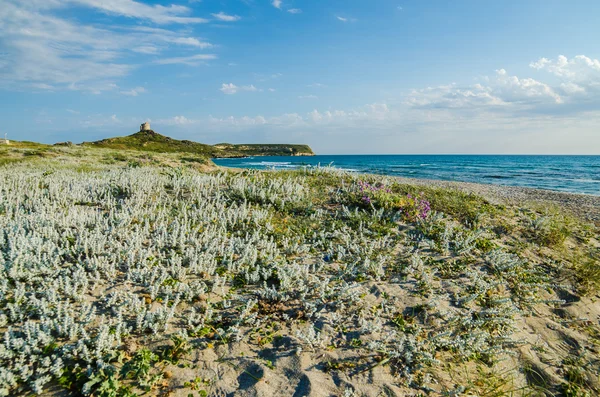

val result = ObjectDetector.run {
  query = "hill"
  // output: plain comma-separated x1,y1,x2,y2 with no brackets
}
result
84,130,315,158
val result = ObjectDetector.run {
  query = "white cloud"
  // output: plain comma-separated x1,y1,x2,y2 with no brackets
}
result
298,95,318,99
529,55,600,103
336,16,357,22
211,12,241,22
530,55,600,78
560,82,585,94
0,0,215,91
161,103,394,135
208,115,268,127
167,37,213,48
133,46,160,54
150,100,600,154
272,0,283,9
220,83,258,95
288,8,302,14
220,83,238,95
154,54,217,65
156,115,197,125
406,67,565,110
494,68,562,104
120,86,146,96
66,0,208,24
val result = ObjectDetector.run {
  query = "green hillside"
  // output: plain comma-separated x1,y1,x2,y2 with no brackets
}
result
84,130,315,158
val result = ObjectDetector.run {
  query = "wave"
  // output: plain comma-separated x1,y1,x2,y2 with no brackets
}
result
244,161,292,166
567,178,600,184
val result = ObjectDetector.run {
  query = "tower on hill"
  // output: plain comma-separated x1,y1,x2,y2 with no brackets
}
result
140,122,151,132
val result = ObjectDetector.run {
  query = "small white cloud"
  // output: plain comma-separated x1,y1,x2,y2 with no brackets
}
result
298,95,318,99
220,83,238,94
397,6,403,10
308,83,326,88
168,37,213,48
156,115,197,125
110,114,119,122
288,8,302,14
336,16,357,22
220,83,258,95
268,88,276,92
154,54,217,66
172,115,194,125
272,0,282,9
120,87,146,96
66,109,80,114
211,12,241,22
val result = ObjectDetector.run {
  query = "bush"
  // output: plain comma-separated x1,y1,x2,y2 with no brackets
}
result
348,179,431,221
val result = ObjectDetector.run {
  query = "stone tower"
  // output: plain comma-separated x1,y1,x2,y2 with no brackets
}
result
140,122,151,132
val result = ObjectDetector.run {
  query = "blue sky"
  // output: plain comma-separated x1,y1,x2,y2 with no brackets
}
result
1,0,599,154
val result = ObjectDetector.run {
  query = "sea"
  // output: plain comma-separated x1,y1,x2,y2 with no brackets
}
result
213,155,600,196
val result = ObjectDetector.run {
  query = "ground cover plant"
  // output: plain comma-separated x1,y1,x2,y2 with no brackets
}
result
0,155,598,396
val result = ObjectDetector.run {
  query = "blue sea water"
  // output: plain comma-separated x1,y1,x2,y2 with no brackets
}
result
213,155,600,196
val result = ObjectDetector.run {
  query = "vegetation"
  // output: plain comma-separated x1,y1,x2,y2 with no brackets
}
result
85,130,315,158
0,147,598,396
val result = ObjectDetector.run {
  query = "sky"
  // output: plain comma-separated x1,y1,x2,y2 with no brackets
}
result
0,0,599,154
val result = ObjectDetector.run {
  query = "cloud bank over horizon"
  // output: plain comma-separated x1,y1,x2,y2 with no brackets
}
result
0,0,599,154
